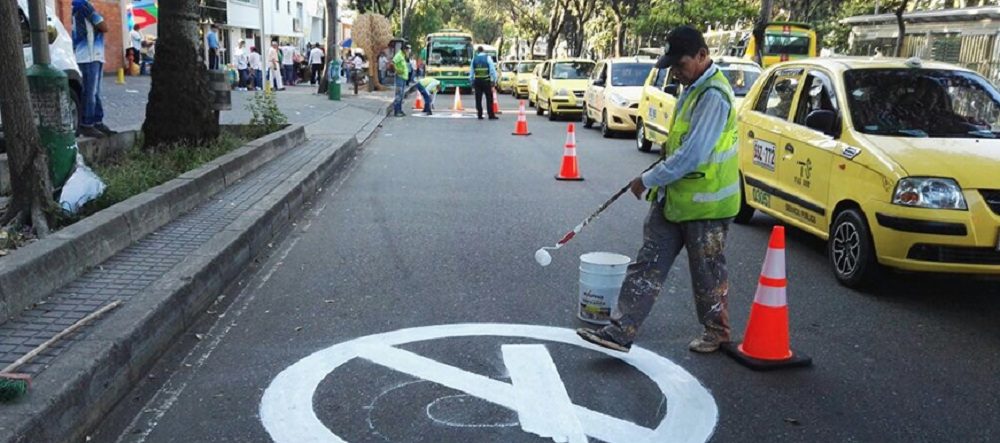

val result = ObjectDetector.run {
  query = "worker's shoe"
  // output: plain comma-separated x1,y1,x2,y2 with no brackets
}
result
95,123,117,136
79,125,106,138
576,327,632,353
488,116,499,120
688,330,730,353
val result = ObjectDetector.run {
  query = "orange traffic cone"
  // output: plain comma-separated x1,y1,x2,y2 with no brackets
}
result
413,93,424,110
512,100,531,136
452,87,464,112
492,88,502,115
555,123,583,181
722,226,812,370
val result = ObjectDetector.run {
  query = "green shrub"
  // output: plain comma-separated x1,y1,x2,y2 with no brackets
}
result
246,90,288,134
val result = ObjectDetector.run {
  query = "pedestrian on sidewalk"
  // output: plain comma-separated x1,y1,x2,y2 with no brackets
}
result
281,41,297,86
469,46,498,120
128,24,143,76
71,0,116,138
268,41,284,91
309,43,325,84
416,76,440,115
207,25,220,70
248,46,263,91
576,26,740,354
392,45,411,117
378,51,388,85
235,39,249,90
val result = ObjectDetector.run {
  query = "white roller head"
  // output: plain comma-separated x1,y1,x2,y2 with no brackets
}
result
534,248,552,267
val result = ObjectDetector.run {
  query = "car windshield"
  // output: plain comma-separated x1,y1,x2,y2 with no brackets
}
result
552,62,594,79
611,63,653,86
764,33,810,55
718,63,762,96
500,62,517,72
517,62,538,73
428,39,472,66
844,68,1000,138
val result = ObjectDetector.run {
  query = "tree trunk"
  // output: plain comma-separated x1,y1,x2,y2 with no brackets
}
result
545,6,565,59
318,0,338,94
753,0,773,67
0,0,53,234
895,0,907,57
614,16,625,57
142,0,219,149
530,35,539,59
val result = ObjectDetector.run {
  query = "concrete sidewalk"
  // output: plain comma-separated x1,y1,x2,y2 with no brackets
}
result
0,88,401,442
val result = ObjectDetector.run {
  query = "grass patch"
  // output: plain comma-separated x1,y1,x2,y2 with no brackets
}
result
80,131,248,216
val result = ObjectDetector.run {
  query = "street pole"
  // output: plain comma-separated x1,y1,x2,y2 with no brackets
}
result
26,0,76,188
258,0,271,92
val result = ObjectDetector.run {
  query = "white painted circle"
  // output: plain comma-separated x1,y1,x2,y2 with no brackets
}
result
260,323,718,443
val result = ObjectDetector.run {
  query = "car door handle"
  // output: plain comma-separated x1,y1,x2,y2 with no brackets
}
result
785,144,795,154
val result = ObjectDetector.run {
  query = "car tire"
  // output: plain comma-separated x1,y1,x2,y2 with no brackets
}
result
636,119,653,152
829,208,881,289
536,100,544,116
529,97,535,107
548,100,557,121
582,104,594,128
734,174,755,225
600,110,612,138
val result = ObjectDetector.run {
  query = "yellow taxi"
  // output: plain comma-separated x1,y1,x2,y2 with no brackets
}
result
528,62,545,107
635,57,761,151
535,58,596,121
736,57,1000,287
496,60,519,93
582,57,655,137
513,60,541,99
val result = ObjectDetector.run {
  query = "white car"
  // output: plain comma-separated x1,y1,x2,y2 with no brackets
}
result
1,0,83,146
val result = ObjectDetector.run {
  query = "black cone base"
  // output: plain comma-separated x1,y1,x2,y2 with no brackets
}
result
721,342,812,371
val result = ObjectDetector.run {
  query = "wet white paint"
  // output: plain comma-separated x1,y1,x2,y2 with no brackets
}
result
503,344,587,443
259,323,718,443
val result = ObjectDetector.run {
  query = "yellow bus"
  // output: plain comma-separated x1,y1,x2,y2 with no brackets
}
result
706,22,818,68
743,22,817,67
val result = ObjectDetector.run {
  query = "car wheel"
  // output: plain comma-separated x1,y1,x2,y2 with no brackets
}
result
548,100,557,121
536,99,544,116
636,119,653,152
529,96,535,107
582,104,594,128
829,208,881,289
733,174,755,225
600,110,612,138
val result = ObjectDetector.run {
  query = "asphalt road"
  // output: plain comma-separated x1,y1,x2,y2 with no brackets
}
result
94,97,1000,443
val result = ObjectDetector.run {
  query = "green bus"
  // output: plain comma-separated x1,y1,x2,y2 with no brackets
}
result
425,30,474,91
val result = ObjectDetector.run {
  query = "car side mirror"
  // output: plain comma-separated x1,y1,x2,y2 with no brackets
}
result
805,109,838,136
664,83,679,96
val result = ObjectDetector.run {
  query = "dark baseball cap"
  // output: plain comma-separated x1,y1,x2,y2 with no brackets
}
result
656,26,708,69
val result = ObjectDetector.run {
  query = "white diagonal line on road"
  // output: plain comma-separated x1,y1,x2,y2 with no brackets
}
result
502,344,587,443
357,345,656,443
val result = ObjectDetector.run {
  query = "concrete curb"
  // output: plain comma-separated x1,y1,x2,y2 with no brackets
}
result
0,125,306,326
0,100,391,443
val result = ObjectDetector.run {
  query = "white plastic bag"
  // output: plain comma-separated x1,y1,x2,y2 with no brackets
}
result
59,154,106,214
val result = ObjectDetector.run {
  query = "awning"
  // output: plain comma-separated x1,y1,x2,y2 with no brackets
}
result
342,38,352,48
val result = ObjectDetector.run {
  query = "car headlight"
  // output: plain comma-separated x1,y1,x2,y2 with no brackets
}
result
556,88,570,97
892,177,967,210
609,93,630,107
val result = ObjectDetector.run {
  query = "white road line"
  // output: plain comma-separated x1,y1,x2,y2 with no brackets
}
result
502,344,587,443
357,345,656,443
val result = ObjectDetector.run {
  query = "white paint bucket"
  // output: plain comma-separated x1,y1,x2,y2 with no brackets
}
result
578,252,631,324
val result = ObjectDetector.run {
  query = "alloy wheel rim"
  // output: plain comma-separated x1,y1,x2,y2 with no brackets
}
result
637,125,644,148
832,222,861,277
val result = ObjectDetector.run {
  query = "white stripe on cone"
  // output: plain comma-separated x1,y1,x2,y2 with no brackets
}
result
760,247,785,280
753,284,787,308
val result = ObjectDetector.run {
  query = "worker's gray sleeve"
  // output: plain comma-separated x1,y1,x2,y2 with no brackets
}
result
641,89,730,189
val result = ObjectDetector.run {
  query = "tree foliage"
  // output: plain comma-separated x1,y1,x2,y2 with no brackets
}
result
632,0,756,46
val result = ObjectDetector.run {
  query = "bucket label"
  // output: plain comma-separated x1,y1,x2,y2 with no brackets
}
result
578,287,618,324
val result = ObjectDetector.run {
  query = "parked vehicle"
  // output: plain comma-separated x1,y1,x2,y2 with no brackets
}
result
514,60,540,99
736,57,1000,287
535,58,595,121
583,56,654,137
424,30,474,91
528,62,545,107
497,60,518,93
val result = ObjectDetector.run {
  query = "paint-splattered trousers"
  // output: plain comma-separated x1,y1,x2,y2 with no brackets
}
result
608,199,732,343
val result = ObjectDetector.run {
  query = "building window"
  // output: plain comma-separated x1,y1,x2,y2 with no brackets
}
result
275,0,279,11
287,1,291,14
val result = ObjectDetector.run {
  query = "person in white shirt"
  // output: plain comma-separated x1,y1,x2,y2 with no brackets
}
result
268,41,284,90
128,24,143,75
377,52,388,84
280,42,297,86
247,46,263,91
308,43,324,85
234,39,249,90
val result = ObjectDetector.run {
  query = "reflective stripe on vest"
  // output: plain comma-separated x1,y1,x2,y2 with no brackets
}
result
648,68,740,222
